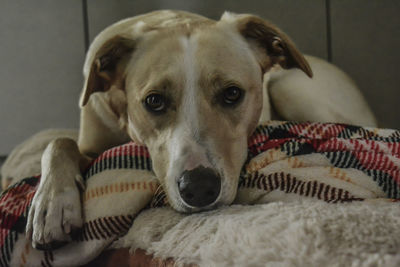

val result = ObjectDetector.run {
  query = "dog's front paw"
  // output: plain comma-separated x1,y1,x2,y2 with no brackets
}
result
26,174,84,250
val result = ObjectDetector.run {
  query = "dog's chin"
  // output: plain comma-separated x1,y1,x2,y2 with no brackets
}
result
177,201,220,214
166,189,236,214
164,190,213,213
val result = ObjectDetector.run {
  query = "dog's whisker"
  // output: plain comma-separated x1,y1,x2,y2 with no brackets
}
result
154,184,163,196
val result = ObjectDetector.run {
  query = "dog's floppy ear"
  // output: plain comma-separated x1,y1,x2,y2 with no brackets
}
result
80,35,135,106
221,13,312,77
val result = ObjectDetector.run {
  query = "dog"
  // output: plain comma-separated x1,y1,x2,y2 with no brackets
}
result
20,10,377,249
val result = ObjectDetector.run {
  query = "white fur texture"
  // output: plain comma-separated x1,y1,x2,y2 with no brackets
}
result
114,200,400,267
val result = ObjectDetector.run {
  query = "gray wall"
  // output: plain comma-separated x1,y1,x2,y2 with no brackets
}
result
0,0,399,155
0,1,85,154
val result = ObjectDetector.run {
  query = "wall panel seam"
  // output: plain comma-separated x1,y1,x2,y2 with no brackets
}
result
82,0,90,52
325,0,332,62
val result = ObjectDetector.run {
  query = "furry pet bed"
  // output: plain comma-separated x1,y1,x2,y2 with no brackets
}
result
111,200,400,267
1,121,400,266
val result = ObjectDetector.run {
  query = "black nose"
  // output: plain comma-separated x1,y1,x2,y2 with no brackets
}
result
178,166,221,208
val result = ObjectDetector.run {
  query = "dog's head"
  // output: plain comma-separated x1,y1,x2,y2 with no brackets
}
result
80,11,312,212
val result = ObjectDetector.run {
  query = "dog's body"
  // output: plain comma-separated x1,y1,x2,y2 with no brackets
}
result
7,10,376,249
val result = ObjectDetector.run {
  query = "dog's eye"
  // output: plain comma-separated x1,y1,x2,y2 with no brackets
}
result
144,93,167,113
222,86,243,106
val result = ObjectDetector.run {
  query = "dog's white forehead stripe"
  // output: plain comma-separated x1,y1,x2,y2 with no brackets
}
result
166,35,210,177
131,21,147,34
220,11,238,22
180,35,199,135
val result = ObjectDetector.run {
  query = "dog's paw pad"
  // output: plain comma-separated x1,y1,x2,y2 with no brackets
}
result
33,240,68,251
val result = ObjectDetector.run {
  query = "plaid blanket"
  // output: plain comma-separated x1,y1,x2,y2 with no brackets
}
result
1,121,399,266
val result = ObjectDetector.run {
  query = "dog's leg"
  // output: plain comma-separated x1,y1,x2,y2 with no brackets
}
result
26,138,91,250
25,89,130,249
25,34,135,249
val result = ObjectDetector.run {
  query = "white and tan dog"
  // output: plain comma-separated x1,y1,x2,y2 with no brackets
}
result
21,10,376,249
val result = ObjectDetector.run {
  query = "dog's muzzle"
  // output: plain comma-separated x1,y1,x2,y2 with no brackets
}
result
178,166,221,208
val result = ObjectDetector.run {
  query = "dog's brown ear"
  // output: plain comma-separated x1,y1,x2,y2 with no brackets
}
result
223,13,312,77
80,36,135,106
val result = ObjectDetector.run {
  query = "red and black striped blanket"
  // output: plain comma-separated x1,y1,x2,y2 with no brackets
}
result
1,121,400,266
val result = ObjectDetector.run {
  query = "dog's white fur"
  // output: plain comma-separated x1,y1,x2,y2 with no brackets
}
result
14,10,376,249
